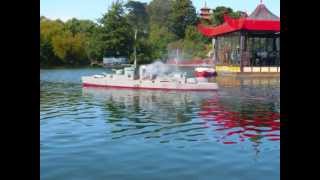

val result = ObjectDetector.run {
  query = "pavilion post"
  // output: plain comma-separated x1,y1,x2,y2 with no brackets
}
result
212,37,217,64
240,32,245,72
214,37,218,65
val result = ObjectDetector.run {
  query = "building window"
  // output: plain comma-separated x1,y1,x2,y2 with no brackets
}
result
216,32,280,67
216,32,240,66
247,35,280,67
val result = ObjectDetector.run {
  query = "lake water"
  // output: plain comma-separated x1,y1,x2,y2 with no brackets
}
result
40,68,280,180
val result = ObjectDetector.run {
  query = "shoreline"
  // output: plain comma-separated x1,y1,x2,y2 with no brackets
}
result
40,65,102,70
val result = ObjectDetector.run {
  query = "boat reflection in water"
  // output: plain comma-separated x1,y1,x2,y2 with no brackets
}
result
82,86,280,146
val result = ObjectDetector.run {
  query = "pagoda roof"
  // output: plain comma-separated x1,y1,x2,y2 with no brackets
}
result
200,7,210,10
197,3,280,37
248,4,279,20
200,1,210,10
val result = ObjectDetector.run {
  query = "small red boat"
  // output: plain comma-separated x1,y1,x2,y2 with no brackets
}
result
194,67,217,78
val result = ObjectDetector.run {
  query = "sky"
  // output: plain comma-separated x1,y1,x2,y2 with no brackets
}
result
40,0,280,22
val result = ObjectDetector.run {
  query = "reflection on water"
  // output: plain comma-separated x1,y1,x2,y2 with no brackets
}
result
82,86,280,153
82,87,215,141
41,68,280,180
200,97,280,144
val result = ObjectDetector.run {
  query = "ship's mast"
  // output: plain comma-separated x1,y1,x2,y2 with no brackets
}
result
134,29,137,68
176,48,179,65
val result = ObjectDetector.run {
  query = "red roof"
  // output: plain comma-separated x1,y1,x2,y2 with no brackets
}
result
197,4,280,37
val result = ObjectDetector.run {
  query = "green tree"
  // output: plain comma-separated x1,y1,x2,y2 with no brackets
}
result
183,26,210,58
184,25,209,43
130,37,153,64
99,1,133,58
146,0,176,60
85,26,105,62
125,1,152,64
40,34,62,66
230,11,247,18
168,25,211,60
64,18,100,64
40,18,64,41
149,24,177,60
147,0,173,27
40,18,65,66
51,31,89,65
65,18,97,36
168,0,197,39
211,6,242,26
125,1,149,33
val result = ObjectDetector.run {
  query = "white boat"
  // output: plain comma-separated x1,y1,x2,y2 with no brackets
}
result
81,65,218,91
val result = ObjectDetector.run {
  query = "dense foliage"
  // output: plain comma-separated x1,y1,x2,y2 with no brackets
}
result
210,6,245,26
40,0,239,67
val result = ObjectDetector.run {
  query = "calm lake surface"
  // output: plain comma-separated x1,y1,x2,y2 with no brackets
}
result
40,68,280,180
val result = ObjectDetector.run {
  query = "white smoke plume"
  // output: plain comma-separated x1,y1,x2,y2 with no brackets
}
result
139,61,179,79
143,61,172,76
167,48,193,64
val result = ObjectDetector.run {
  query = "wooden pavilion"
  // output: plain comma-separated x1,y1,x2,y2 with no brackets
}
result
198,2,280,73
